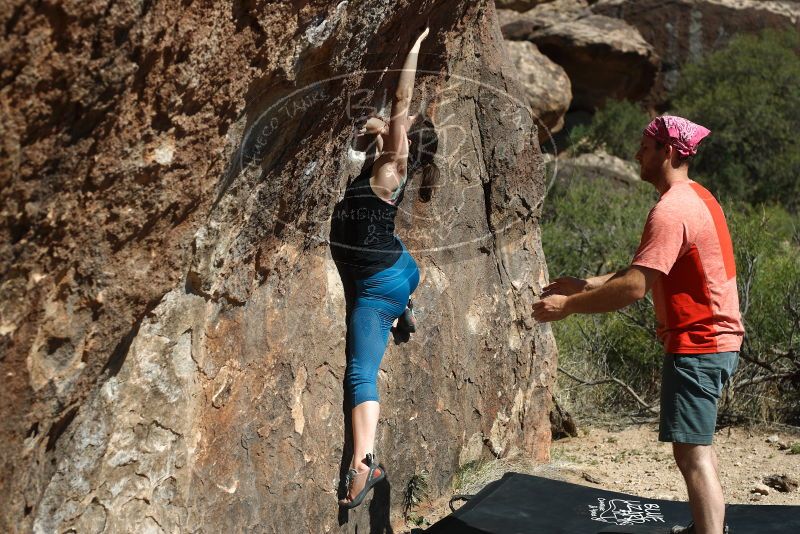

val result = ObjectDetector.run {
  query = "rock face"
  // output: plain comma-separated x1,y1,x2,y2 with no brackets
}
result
0,1,556,532
593,0,800,93
504,40,573,142
501,2,660,110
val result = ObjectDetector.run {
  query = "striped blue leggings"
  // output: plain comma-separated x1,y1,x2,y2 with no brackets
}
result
346,245,419,407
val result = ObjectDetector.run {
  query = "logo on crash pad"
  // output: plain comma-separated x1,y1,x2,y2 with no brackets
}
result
589,497,665,526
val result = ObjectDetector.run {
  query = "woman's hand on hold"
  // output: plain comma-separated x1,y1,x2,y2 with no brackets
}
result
359,117,388,136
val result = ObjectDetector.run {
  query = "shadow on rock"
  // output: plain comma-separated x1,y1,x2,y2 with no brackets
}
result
333,251,357,526
368,476,393,534
391,325,411,345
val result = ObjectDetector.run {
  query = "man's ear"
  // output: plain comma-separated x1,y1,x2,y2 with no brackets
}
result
668,145,685,168
663,143,676,166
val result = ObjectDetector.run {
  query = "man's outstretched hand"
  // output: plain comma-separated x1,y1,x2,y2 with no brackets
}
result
534,276,585,322
541,276,587,298
533,295,570,323
358,116,388,136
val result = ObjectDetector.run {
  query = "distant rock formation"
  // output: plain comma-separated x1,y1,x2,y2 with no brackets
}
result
497,0,559,12
551,149,641,184
500,1,660,110
500,0,800,111
593,0,800,95
505,40,573,141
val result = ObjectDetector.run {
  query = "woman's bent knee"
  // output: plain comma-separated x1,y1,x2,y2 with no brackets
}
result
345,369,380,406
347,378,379,406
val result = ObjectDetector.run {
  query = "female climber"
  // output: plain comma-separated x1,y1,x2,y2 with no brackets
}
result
330,26,439,509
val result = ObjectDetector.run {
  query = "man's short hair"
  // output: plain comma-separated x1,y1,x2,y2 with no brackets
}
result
654,139,692,165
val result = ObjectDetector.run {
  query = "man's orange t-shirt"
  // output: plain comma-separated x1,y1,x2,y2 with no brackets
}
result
632,180,744,354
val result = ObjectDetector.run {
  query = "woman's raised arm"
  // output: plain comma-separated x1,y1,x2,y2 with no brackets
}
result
384,27,429,166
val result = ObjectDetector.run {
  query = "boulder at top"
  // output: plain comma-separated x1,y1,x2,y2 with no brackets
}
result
592,0,800,94
505,40,573,142
497,0,559,12
501,2,660,110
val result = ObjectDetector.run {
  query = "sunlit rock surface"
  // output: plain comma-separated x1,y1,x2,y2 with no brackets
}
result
0,1,557,532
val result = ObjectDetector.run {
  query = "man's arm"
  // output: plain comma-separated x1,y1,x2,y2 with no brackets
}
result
533,266,660,322
540,272,617,298
585,272,618,291
565,267,655,313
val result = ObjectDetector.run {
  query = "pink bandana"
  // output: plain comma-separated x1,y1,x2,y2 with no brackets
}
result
643,115,711,157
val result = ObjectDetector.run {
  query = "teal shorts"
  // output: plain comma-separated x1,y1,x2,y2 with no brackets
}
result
659,352,739,445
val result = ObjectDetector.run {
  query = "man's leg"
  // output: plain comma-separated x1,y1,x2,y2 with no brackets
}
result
673,442,725,534
660,352,739,534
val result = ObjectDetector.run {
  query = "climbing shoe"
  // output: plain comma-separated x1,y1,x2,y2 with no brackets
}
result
338,453,386,509
397,298,416,334
671,522,729,533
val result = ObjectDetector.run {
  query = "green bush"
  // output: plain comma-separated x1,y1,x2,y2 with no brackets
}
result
544,28,800,421
542,174,662,412
671,30,800,209
542,173,655,278
543,173,800,421
725,203,800,422
569,100,651,160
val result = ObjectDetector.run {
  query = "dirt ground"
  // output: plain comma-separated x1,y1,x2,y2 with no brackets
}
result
409,423,800,530
549,424,800,505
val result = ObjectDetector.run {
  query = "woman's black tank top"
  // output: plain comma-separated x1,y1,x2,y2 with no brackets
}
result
330,167,407,279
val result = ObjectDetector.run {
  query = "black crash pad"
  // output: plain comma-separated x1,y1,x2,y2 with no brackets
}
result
425,472,800,533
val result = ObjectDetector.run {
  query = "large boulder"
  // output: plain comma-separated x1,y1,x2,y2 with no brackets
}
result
497,0,558,12
593,0,800,93
547,149,641,185
499,0,592,28
500,1,660,110
505,40,573,142
0,1,557,532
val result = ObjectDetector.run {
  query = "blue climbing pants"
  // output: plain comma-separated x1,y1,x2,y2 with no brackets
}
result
345,243,419,407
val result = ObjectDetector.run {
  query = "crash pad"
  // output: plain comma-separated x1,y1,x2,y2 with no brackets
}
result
425,472,800,533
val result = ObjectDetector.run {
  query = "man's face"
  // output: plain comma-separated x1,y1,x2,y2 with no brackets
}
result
635,134,668,184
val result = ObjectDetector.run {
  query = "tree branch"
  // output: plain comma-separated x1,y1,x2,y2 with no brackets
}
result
558,367,658,414
738,348,776,372
733,371,798,388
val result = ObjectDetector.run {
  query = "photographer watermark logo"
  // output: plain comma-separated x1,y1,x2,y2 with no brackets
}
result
589,497,665,526
236,65,559,259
